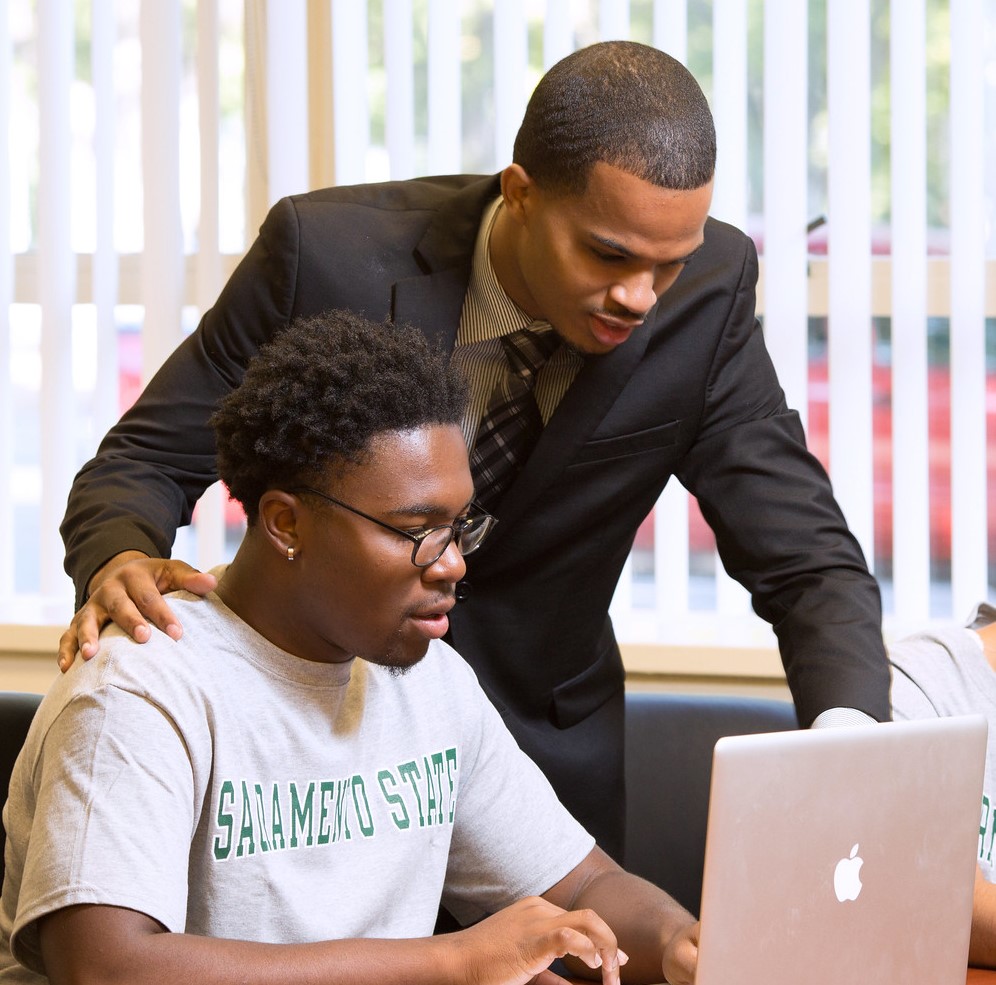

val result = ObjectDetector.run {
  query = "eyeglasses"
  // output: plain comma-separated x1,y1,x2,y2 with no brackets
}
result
292,486,498,568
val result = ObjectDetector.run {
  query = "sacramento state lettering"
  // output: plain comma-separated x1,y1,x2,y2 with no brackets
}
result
212,746,458,861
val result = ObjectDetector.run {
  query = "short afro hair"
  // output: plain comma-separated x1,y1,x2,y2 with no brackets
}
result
211,310,469,523
513,41,716,196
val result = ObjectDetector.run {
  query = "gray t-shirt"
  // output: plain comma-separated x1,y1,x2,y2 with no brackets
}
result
0,589,593,982
889,603,996,882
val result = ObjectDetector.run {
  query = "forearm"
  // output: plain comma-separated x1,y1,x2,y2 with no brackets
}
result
40,906,464,985
970,867,996,968
768,566,890,725
682,417,890,725
565,870,695,983
109,933,464,985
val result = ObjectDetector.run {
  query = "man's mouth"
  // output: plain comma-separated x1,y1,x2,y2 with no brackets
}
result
407,598,455,640
589,311,645,347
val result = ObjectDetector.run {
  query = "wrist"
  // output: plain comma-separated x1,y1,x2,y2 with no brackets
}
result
85,550,151,601
425,931,469,985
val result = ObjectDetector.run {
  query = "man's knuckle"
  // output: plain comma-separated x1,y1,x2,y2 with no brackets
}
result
136,588,161,609
104,595,129,619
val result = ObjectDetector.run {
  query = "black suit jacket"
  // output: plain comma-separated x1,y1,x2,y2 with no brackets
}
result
62,174,890,857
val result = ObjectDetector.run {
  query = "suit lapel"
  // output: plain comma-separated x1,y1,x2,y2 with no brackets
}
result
392,174,502,354
393,269,469,352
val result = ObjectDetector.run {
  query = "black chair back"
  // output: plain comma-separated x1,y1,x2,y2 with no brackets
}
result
1,692,43,887
623,690,798,917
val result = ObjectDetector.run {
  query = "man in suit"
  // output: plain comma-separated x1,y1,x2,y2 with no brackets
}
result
58,41,891,860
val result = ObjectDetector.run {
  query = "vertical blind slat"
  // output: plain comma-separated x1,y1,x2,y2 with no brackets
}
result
266,0,308,204
91,1,117,440
195,0,226,570
826,0,875,567
197,1,221,303
889,0,931,621
599,0,629,40
653,0,687,64
331,0,369,186
710,0,752,615
307,0,336,190
38,0,75,597
139,1,183,382
542,0,573,70
0,4,11,599
761,0,808,429
243,1,269,235
384,0,415,180
949,0,989,616
427,0,460,174
654,479,690,622
710,0,747,232
493,0,528,168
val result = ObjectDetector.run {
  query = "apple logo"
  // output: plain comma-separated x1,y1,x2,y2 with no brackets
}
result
833,843,864,902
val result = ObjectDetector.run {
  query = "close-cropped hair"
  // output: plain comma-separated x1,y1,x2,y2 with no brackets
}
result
513,40,716,196
211,310,469,523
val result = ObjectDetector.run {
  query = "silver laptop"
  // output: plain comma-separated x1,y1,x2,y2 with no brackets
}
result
695,716,988,985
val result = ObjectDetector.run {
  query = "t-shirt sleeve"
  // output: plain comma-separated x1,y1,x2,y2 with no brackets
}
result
439,663,595,921
887,629,980,721
889,661,941,721
10,686,196,971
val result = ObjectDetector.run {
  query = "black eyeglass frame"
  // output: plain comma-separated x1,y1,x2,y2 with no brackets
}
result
291,486,497,568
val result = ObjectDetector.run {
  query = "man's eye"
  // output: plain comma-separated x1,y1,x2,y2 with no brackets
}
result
592,248,625,263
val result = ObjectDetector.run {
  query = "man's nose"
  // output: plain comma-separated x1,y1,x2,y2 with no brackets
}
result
423,536,467,584
608,270,657,316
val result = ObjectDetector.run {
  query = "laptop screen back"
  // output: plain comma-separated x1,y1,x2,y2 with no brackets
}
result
695,716,987,985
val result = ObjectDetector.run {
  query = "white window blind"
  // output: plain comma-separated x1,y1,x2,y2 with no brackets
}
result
889,0,930,621
2,0,995,653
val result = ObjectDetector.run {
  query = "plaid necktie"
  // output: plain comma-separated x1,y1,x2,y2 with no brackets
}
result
470,325,561,510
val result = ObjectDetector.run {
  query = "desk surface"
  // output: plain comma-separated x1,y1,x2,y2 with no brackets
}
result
565,970,995,984
968,970,996,983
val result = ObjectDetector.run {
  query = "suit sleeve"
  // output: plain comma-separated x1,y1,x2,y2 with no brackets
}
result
60,198,305,609
675,236,891,726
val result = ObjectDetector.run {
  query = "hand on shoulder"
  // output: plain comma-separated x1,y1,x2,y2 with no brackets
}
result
57,553,216,672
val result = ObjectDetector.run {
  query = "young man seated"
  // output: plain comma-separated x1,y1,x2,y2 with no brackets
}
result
0,311,698,985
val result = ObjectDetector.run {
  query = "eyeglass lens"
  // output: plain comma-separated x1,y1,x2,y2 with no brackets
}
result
412,516,491,566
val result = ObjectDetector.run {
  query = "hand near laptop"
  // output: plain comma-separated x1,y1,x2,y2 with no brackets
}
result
449,852,698,985
455,895,631,985
57,551,216,671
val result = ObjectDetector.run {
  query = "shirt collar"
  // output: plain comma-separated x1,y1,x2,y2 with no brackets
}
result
459,197,550,345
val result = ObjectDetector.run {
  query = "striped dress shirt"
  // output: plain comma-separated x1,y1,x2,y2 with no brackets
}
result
451,197,584,451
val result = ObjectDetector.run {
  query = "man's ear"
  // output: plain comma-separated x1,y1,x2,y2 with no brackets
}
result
500,163,535,225
258,490,302,561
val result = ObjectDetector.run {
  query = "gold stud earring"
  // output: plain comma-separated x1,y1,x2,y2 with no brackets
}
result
287,546,296,562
